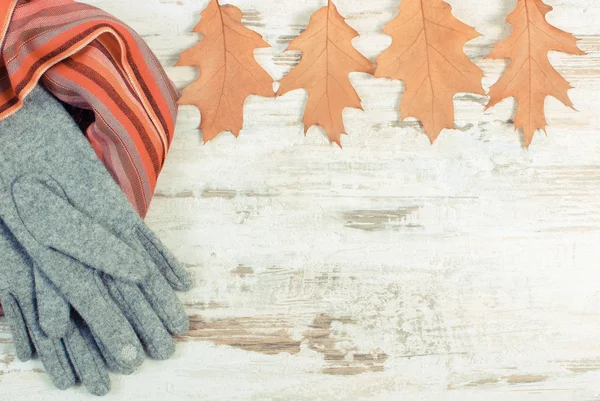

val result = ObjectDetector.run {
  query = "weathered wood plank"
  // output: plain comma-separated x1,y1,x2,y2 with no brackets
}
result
2,0,600,399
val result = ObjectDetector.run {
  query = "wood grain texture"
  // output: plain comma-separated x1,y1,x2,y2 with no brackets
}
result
2,0,600,399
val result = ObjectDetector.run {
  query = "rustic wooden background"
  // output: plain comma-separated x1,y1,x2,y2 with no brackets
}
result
2,0,600,399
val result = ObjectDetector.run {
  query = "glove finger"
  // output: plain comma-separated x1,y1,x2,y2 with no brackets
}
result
34,338,78,391
77,319,135,376
36,255,145,372
34,266,72,338
104,277,175,360
16,298,77,391
140,273,189,336
12,175,150,283
0,293,34,361
64,324,111,396
136,225,192,291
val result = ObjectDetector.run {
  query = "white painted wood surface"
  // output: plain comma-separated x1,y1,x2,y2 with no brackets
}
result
2,0,600,399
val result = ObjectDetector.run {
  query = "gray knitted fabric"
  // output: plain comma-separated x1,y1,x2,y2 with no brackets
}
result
0,220,110,395
0,85,192,394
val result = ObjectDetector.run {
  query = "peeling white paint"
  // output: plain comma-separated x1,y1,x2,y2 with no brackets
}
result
2,0,600,399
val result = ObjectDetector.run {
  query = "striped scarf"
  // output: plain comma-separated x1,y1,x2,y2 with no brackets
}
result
0,0,179,217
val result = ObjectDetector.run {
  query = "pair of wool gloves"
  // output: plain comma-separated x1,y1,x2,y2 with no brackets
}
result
0,85,191,395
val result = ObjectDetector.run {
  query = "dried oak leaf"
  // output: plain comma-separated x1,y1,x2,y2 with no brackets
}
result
375,0,485,142
277,0,374,147
486,0,585,147
175,0,274,142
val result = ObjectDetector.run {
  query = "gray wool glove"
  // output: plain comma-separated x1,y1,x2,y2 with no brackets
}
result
0,220,110,395
0,85,192,390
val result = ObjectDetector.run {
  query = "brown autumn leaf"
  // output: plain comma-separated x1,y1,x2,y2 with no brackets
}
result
175,0,274,142
375,0,485,142
486,0,585,147
277,0,374,147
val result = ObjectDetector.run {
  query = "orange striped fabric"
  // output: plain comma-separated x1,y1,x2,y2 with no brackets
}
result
0,0,180,217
